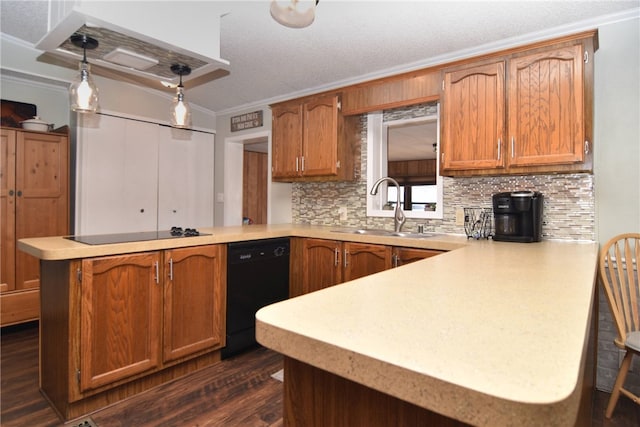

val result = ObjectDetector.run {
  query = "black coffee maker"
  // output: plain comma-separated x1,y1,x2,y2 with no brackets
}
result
492,191,543,243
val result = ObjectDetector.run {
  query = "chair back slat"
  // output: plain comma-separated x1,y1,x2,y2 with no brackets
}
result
600,233,640,345
625,238,640,331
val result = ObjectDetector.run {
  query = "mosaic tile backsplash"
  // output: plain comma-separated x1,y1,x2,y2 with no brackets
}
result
292,105,595,242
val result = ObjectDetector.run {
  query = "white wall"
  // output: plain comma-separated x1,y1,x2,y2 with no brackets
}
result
215,106,292,226
0,74,68,128
594,17,640,243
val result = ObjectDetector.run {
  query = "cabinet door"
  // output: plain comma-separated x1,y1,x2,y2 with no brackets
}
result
272,104,303,180
76,114,158,234
163,245,225,363
80,252,162,391
441,61,506,171
343,242,392,282
157,128,214,230
303,95,339,176
15,131,68,291
393,247,442,267
0,129,16,292
299,238,342,296
508,44,584,166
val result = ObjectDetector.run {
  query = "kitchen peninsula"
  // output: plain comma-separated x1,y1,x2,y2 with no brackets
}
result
18,225,598,425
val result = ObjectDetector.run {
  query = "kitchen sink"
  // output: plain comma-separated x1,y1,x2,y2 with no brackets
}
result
331,228,440,239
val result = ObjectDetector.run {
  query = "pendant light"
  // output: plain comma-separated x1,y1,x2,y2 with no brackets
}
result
270,0,318,29
169,64,192,129
69,34,100,113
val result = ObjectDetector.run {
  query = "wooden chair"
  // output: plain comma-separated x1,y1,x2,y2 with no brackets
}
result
599,233,640,418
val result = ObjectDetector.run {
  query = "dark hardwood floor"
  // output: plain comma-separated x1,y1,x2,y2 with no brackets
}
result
1,322,283,427
2,322,639,426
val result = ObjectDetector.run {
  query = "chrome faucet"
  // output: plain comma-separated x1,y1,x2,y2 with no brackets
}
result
370,177,406,233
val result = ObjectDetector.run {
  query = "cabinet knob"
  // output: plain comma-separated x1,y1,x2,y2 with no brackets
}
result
16,190,22,197
8,189,14,196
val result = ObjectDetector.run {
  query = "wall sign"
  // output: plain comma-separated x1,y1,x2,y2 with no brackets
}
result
230,110,263,132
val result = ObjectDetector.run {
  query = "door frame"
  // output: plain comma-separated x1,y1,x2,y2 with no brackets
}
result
223,130,292,226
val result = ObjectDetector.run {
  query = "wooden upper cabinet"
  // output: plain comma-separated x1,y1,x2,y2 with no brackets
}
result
440,31,596,176
80,252,162,391
163,245,226,363
271,94,359,182
303,95,339,176
508,44,584,166
441,61,506,172
272,103,303,180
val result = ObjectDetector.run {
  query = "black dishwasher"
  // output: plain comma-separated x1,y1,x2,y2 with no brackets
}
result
222,238,290,359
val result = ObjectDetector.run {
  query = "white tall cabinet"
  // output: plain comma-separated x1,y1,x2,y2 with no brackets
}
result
76,113,214,235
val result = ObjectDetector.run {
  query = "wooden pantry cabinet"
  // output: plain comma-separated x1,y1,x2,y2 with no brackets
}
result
440,31,597,176
290,238,392,297
0,127,68,326
271,94,360,182
40,245,225,420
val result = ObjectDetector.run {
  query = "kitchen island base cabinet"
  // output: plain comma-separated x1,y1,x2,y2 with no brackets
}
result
39,245,226,421
283,357,471,427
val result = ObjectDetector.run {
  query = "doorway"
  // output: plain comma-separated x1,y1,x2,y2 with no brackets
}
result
223,131,292,226
242,138,268,224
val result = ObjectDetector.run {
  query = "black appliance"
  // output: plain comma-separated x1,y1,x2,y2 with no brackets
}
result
492,191,543,243
65,227,208,245
222,238,290,359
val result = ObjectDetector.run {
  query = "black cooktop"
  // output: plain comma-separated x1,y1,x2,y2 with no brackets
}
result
66,228,210,246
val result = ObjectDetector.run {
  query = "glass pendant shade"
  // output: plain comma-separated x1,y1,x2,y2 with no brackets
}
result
70,61,99,113
170,85,192,128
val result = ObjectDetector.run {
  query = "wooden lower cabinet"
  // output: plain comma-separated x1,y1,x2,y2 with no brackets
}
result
291,238,442,296
80,252,163,391
393,247,443,267
163,245,225,362
291,238,392,297
343,241,392,281
40,245,226,421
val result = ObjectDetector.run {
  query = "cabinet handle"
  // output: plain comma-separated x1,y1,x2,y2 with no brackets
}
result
497,138,501,160
393,254,398,268
343,249,348,268
295,157,299,172
584,140,590,155
169,258,174,280
301,156,305,172
154,261,159,284
334,247,340,267
511,137,515,158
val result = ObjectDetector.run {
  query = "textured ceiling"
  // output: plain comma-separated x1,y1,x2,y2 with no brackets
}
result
1,1,639,114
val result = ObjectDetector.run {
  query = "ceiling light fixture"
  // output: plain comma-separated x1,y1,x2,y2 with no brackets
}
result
270,0,318,29
69,34,100,113
169,64,192,129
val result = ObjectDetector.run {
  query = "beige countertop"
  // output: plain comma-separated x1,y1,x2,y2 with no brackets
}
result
256,236,599,427
18,225,598,426
17,223,465,260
